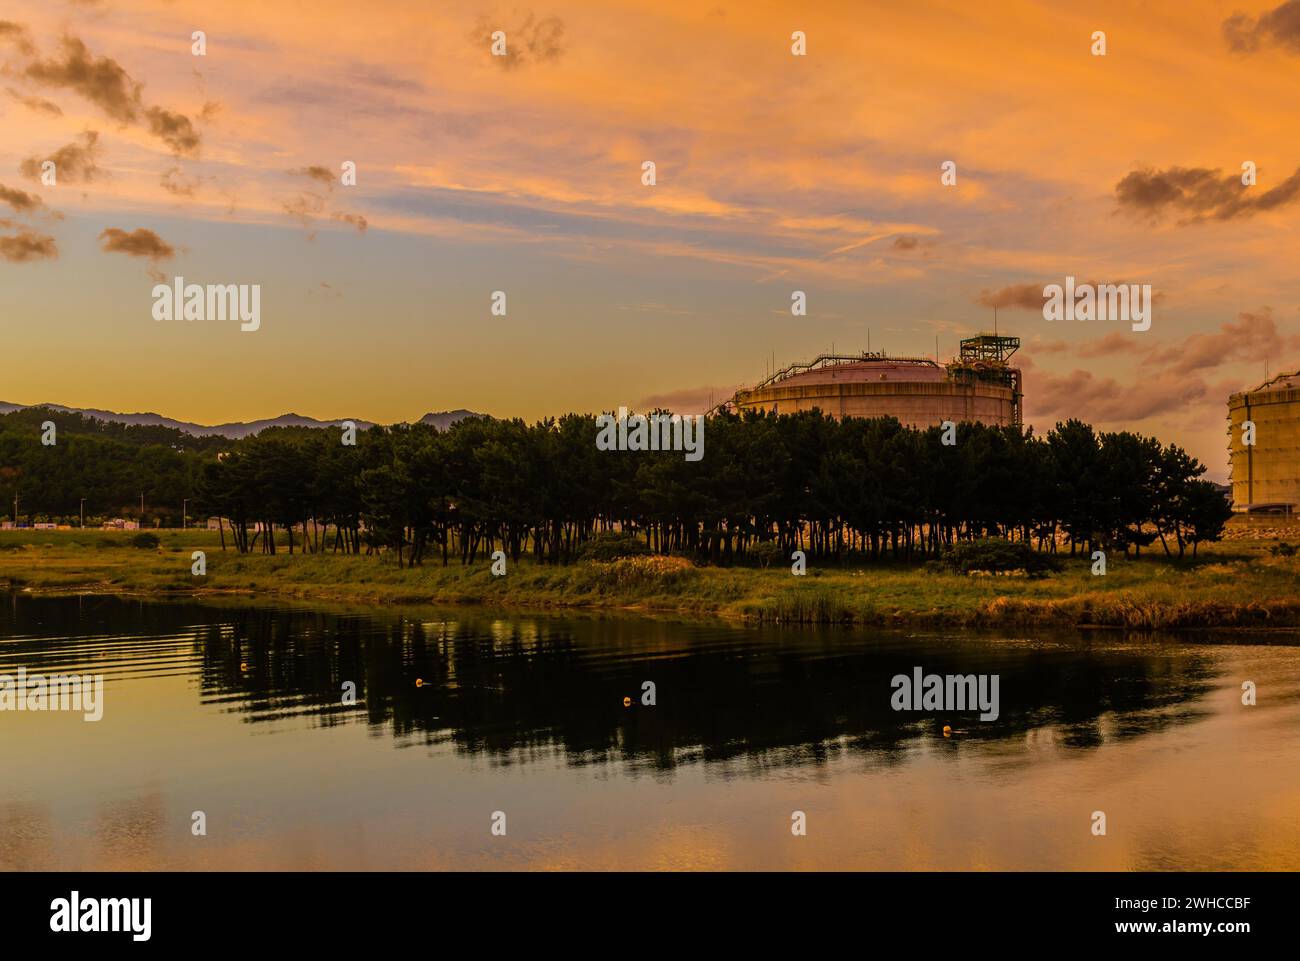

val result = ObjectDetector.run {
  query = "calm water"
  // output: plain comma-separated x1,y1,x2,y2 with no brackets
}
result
2,593,1298,871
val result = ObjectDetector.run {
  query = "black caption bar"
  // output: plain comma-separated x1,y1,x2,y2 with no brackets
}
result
0,871,1287,949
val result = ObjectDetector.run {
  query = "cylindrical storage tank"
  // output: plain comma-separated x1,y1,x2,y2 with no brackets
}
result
1228,372,1300,511
733,358,1018,428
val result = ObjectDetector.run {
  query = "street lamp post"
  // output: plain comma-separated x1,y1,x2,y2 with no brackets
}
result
182,499,189,531
80,498,85,529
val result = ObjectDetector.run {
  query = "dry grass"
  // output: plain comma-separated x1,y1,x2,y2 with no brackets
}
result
1,529,1297,631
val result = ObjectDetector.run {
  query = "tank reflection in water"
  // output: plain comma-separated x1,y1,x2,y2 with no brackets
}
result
2,593,1298,870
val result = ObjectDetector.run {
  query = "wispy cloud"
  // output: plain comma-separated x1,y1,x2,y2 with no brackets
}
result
281,165,367,236
469,10,565,70
5,86,61,115
98,226,174,263
19,131,103,184
0,183,46,214
22,34,208,156
0,20,35,56
332,211,367,233
0,223,56,263
160,166,200,197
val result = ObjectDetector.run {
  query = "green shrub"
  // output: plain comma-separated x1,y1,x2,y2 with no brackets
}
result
938,538,1062,577
1270,542,1297,557
750,540,783,569
578,531,650,561
129,532,161,549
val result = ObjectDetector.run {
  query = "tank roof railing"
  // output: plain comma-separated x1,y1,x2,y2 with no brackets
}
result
1245,368,1300,393
738,352,940,397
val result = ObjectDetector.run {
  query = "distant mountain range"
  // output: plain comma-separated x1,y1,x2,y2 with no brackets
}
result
0,401,484,439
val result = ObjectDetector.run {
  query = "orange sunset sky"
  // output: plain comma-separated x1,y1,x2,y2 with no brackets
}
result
3,0,1300,480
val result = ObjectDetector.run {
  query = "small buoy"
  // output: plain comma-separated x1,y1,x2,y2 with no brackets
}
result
942,724,952,737
622,696,632,707
415,678,424,688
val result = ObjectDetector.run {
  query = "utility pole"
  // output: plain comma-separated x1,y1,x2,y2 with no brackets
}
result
140,492,144,530
183,499,188,531
80,498,85,529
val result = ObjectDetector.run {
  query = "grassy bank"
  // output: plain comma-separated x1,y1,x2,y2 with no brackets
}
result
1,529,1297,630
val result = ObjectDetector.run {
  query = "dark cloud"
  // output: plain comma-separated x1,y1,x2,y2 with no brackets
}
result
0,227,56,263
1223,2,1300,53
1223,13,1262,51
24,35,141,122
144,106,200,155
1144,308,1300,376
1033,331,1162,359
471,11,565,69
0,20,35,56
1077,332,1139,358
1114,164,1300,222
1025,307,1300,426
97,227,174,261
297,165,335,187
976,282,1047,310
892,234,920,250
20,131,103,184
0,184,45,214
332,211,368,233
5,86,61,115
1026,367,1209,424
977,280,1165,314
1032,340,1069,354
23,35,204,156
